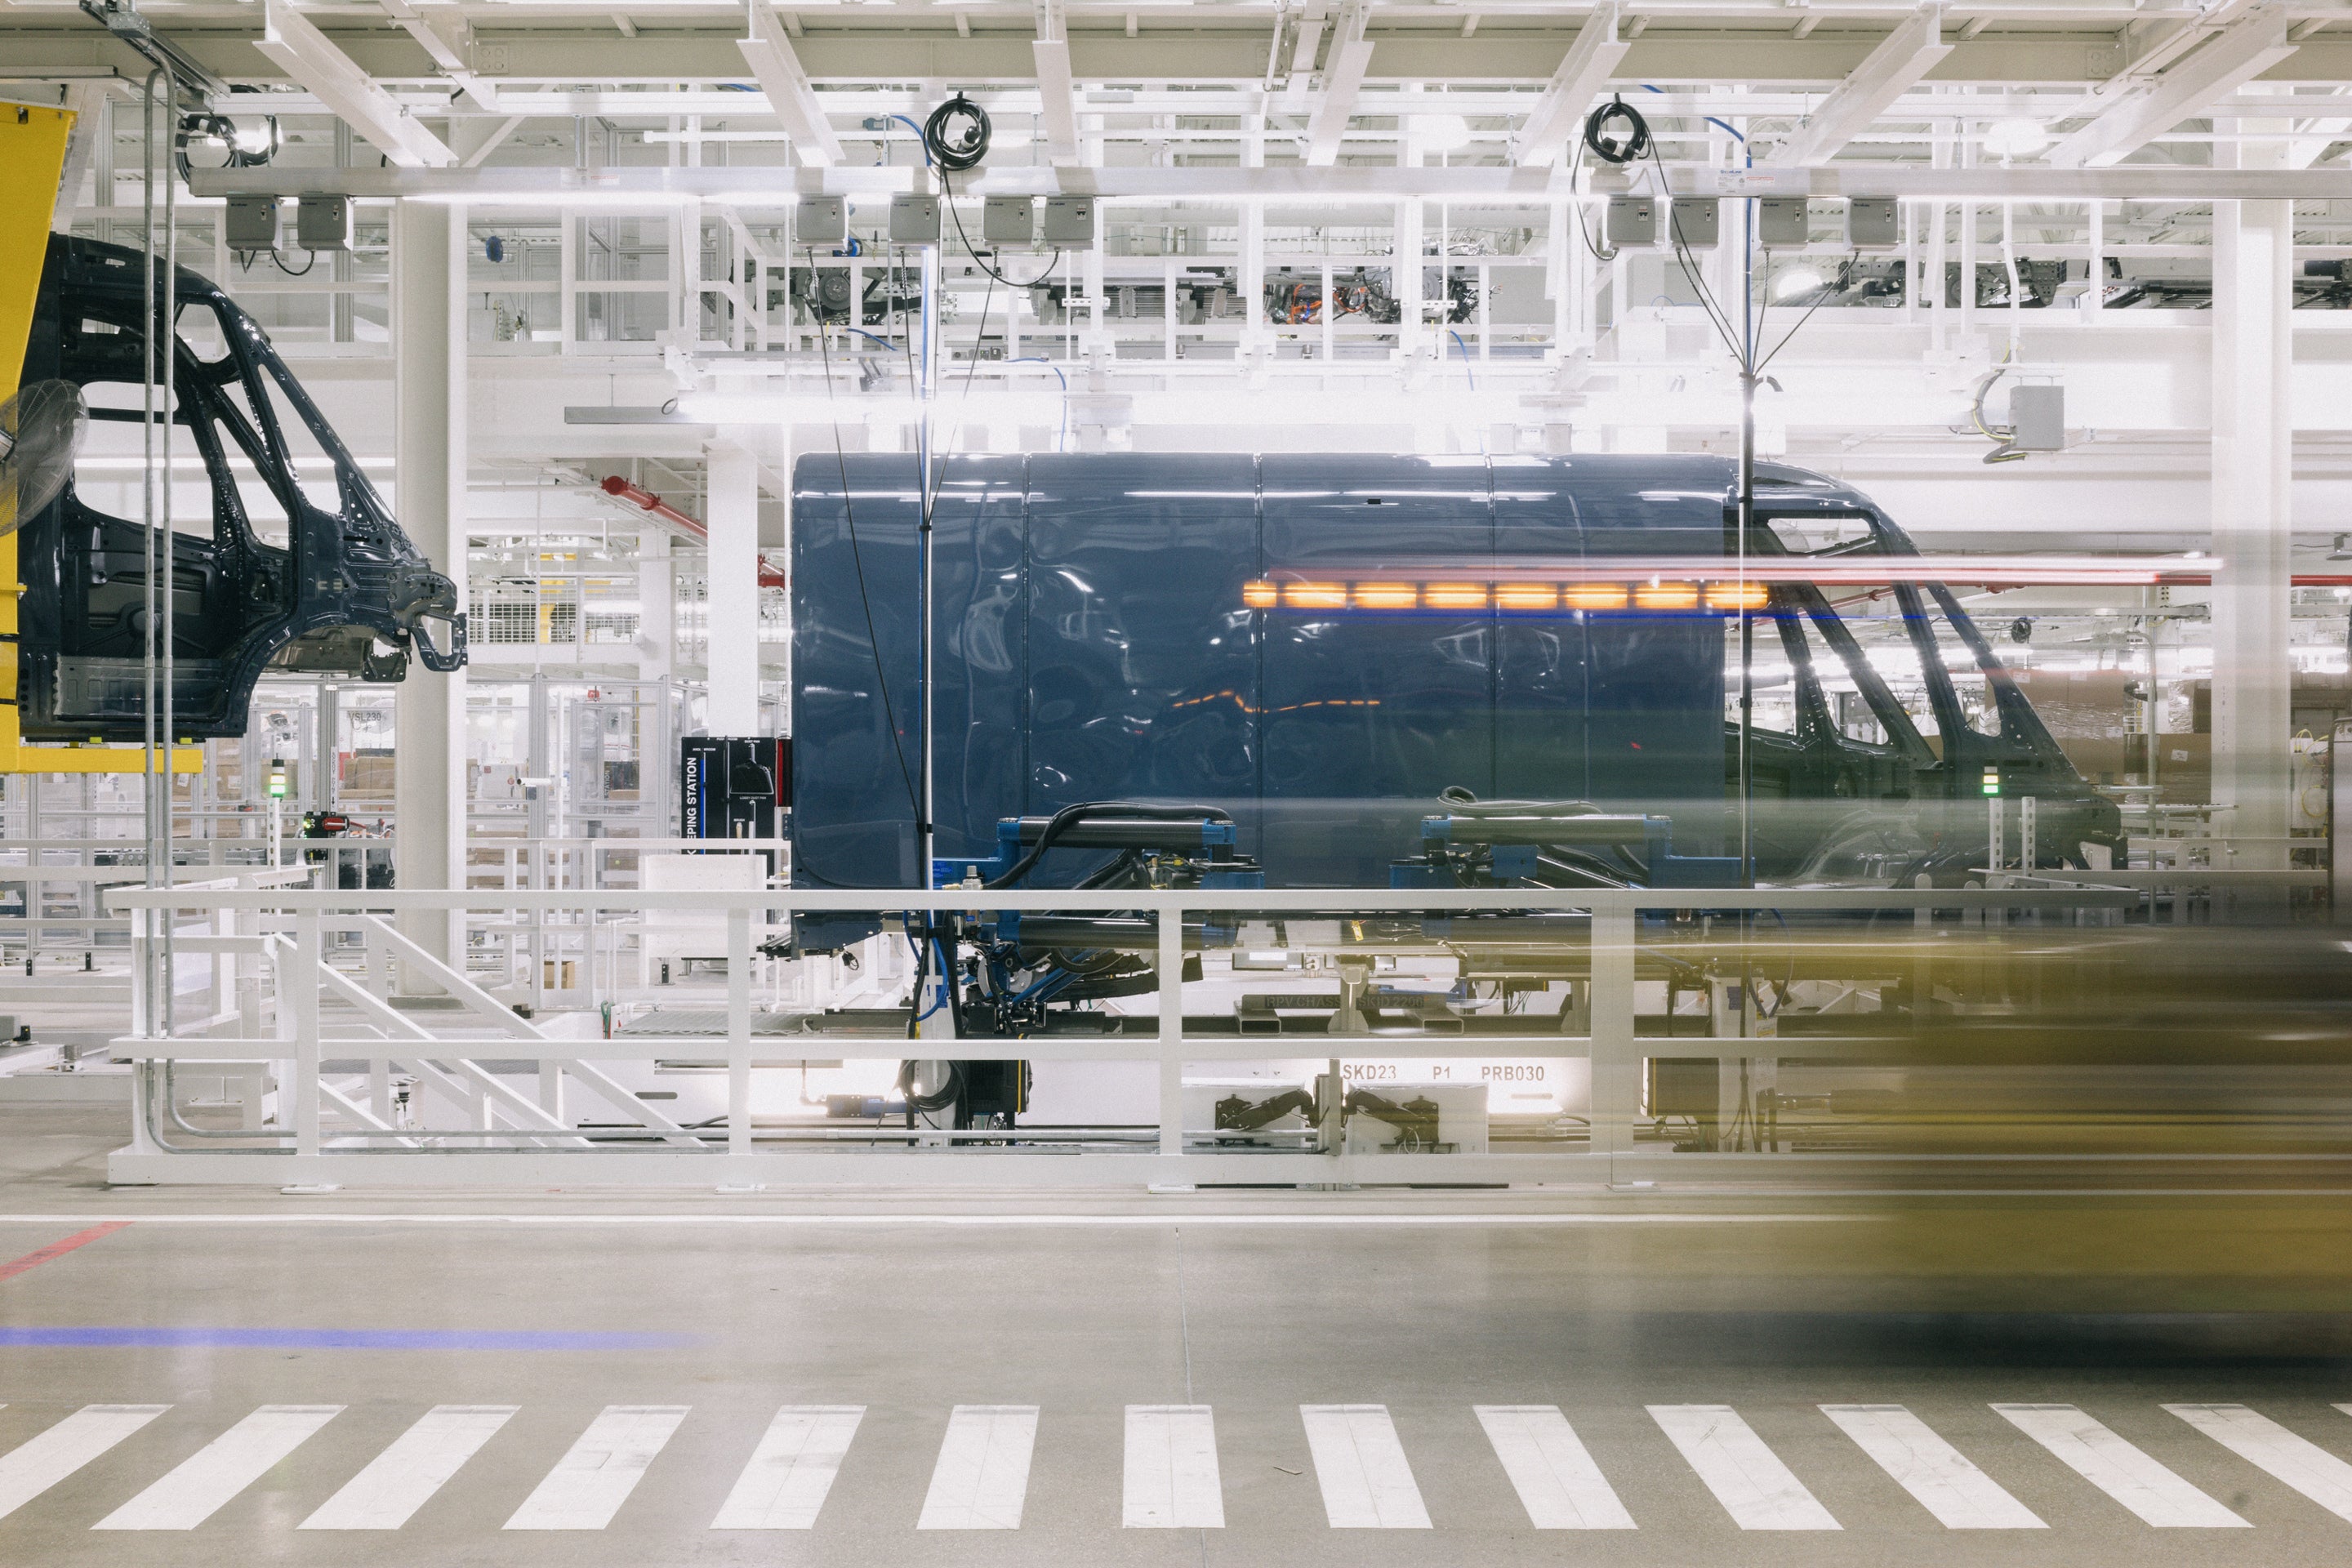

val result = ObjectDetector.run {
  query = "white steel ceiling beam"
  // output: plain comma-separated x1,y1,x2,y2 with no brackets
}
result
377,0,503,114
1779,7,1953,167
1278,3,1327,109
251,0,457,167
1302,0,1372,167
1033,0,1082,163
1510,3,1630,168
737,0,844,167
190,159,2352,203
50,78,114,231
2047,7,2300,169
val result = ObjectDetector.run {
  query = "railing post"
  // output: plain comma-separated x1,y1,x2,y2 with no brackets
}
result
727,905,751,1156
1157,902,1182,1160
1589,902,1637,1174
292,905,322,1158
127,903,149,1040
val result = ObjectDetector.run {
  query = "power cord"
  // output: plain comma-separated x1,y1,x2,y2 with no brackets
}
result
1582,96,1650,165
923,94,991,173
809,247,920,817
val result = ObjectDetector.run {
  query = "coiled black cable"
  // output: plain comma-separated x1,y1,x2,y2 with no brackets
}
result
924,94,991,173
897,1058,964,1116
1582,96,1650,164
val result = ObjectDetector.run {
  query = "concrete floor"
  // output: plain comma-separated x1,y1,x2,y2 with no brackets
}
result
2,1106,2352,1565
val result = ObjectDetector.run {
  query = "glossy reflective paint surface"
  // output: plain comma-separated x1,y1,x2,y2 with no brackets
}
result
791,454,1844,889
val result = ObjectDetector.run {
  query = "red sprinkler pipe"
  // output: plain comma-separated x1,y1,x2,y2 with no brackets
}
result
600,474,786,588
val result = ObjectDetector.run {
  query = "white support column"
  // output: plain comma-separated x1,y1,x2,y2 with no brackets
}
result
1241,107,1266,334
1396,195,1425,365
1157,906,1183,1160
2210,123,2295,876
636,530,675,682
703,439,763,737
393,201,468,980
1588,905,1637,1171
292,907,321,1157
727,906,751,1155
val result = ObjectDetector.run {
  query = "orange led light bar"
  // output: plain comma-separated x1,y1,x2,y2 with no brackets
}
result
1247,578,1780,612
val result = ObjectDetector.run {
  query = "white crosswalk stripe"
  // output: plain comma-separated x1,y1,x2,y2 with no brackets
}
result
1300,1404,1431,1529
503,1405,688,1530
299,1405,516,1530
917,1405,1037,1530
0,1405,170,1523
1823,1405,2045,1529
12,1392,2352,1537
1123,1405,1223,1528
1993,1404,2248,1528
93,1405,345,1530
710,1405,865,1530
1475,1405,1636,1529
1649,1405,1841,1530
2167,1404,2352,1524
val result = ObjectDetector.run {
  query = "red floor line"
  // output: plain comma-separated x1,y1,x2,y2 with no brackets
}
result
0,1221,131,1283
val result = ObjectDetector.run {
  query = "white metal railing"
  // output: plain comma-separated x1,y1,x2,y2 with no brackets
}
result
95,880,2215,1189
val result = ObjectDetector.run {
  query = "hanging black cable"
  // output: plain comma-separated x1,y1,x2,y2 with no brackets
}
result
1581,96,1650,165
923,94,991,173
810,248,920,816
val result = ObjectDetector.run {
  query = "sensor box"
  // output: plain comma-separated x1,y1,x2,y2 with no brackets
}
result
890,194,941,244
983,195,1036,244
1846,196,1900,250
1666,197,1718,249
1605,195,1656,248
1043,194,1096,244
296,194,351,252
1757,195,1808,249
797,194,846,246
226,194,279,251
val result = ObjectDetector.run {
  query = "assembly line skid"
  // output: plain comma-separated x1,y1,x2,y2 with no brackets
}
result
100,880,2145,1189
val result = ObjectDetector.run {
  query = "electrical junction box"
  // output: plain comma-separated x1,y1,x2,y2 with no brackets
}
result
1605,194,1657,248
890,193,941,244
1846,196,1900,251
225,194,279,251
296,194,352,252
797,194,846,246
983,194,1036,244
2008,384,2065,451
1042,194,1096,244
1666,198,1719,249
1757,195,1809,249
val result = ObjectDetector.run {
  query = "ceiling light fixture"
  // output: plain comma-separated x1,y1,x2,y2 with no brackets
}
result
1983,117,2050,160
1419,113,1473,154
